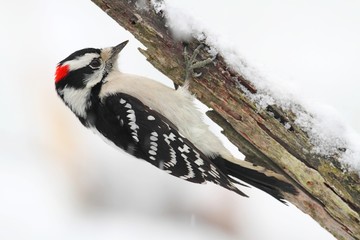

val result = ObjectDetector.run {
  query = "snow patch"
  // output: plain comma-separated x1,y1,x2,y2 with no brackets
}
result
154,0,360,173
151,0,166,14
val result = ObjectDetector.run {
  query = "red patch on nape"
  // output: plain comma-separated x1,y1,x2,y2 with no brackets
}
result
55,64,69,83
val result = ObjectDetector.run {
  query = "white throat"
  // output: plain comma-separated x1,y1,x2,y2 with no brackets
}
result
61,87,91,118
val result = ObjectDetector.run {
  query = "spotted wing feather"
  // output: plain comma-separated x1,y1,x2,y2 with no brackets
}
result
103,93,246,196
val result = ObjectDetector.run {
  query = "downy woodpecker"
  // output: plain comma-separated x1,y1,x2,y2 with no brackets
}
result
54,40,296,202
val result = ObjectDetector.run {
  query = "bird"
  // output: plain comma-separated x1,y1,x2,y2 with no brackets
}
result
54,40,297,202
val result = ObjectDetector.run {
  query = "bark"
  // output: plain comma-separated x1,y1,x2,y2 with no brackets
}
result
90,1,360,239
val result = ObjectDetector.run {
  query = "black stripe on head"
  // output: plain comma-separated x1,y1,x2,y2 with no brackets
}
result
55,66,97,90
56,48,102,90
59,48,101,65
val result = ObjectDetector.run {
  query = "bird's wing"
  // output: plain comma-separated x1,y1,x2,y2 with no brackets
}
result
103,93,245,195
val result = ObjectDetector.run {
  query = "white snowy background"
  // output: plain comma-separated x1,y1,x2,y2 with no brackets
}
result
1,0,359,239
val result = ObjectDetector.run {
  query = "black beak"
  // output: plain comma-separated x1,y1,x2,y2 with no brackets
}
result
110,40,129,60
104,40,129,76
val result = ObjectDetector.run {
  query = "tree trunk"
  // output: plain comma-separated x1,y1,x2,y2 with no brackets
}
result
90,1,360,239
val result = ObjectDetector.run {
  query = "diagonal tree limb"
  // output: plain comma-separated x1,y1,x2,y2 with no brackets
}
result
90,0,360,239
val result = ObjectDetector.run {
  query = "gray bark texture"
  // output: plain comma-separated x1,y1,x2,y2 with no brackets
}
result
91,1,359,239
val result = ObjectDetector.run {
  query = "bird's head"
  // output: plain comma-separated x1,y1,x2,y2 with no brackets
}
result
54,40,128,118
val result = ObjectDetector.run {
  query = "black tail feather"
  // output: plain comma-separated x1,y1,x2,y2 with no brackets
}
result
212,156,298,203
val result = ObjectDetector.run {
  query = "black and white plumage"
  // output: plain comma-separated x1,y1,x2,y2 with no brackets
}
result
54,40,297,202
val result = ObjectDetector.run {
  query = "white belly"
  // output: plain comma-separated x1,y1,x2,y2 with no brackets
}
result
99,71,233,159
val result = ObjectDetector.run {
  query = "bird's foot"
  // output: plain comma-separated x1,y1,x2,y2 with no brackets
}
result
183,43,216,82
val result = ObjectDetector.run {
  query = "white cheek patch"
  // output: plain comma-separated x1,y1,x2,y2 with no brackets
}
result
64,53,100,71
64,52,105,87
83,69,104,87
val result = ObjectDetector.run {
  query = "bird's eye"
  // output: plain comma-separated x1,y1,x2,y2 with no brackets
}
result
89,58,101,69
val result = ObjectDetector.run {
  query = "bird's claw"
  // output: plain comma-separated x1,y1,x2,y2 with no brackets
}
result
183,43,216,82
